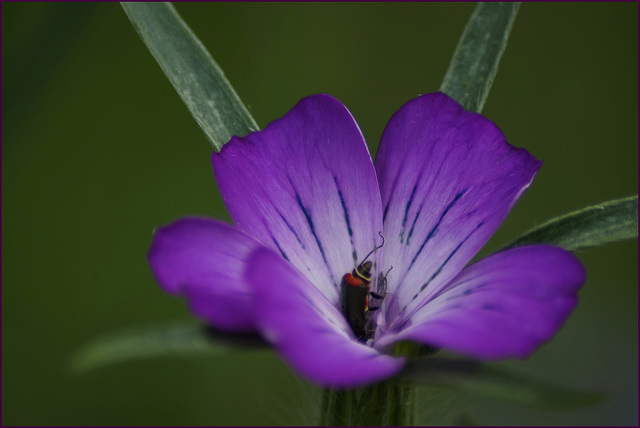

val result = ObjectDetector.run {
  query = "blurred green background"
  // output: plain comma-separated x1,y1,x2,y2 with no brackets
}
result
2,2,637,425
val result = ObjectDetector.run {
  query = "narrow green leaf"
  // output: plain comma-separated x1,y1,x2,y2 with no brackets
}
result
440,2,520,112
505,195,638,251
70,322,267,372
121,2,259,150
399,357,604,409
455,414,478,426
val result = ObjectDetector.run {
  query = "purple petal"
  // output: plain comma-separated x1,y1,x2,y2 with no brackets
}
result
213,95,383,305
375,92,542,325
246,247,404,388
375,245,586,359
147,217,263,331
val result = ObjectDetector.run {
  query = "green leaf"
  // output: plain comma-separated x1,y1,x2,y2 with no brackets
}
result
440,2,520,113
399,357,604,409
70,322,267,372
505,195,638,251
121,2,259,151
455,414,478,426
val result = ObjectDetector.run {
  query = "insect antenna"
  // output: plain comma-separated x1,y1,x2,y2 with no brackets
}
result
383,265,394,277
358,232,385,265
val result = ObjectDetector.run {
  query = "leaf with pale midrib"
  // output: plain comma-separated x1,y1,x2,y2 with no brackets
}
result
399,357,604,409
505,195,638,251
121,2,259,151
70,322,268,372
440,2,520,113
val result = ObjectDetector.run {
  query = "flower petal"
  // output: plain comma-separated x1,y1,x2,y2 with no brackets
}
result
213,94,383,305
375,92,542,325
247,247,404,388
375,245,586,359
147,217,263,331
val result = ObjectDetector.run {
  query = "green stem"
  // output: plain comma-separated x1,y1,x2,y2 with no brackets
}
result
320,389,350,425
370,383,391,425
319,381,416,426
319,343,423,425
390,382,416,426
319,388,330,426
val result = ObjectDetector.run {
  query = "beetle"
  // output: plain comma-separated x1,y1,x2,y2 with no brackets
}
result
340,234,388,341
370,266,393,311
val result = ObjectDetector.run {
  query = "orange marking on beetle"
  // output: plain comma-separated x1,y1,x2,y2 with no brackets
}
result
344,273,365,287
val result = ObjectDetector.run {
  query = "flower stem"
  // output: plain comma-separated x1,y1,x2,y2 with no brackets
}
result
319,381,416,426
320,389,350,425
388,381,416,426
319,342,424,425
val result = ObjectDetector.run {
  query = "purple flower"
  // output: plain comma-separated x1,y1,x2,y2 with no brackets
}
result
148,93,586,388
